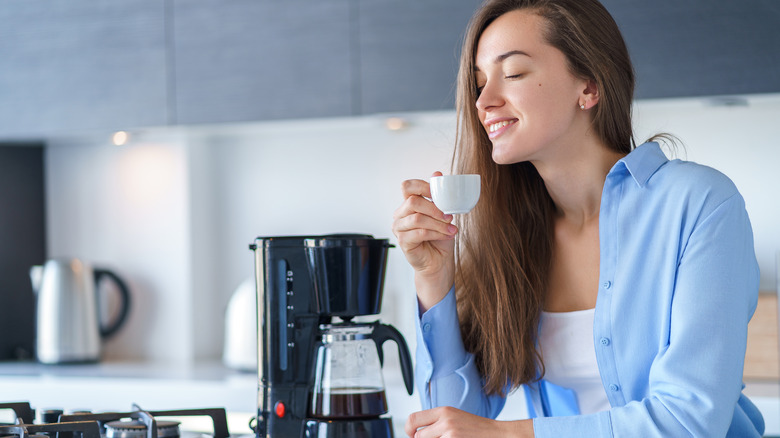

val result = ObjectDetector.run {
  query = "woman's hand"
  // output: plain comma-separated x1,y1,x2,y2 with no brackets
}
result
405,407,535,437
392,171,457,311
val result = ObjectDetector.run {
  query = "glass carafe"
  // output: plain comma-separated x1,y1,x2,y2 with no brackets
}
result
310,324,388,419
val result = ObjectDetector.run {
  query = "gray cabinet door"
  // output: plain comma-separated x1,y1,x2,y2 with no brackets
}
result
173,0,354,124
0,1,168,138
357,0,481,115
603,0,780,99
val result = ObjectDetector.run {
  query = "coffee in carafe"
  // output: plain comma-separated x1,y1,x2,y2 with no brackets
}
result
309,324,390,419
310,388,389,419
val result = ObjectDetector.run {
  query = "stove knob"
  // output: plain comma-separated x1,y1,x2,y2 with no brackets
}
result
38,409,63,424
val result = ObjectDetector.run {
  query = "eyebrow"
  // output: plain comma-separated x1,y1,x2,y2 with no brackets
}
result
475,50,531,71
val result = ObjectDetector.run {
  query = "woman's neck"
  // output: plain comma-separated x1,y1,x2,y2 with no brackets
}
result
532,137,625,228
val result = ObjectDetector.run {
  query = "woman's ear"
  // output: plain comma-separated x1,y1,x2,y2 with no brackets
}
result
580,79,600,110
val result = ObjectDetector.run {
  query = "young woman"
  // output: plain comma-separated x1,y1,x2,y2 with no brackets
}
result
391,0,764,436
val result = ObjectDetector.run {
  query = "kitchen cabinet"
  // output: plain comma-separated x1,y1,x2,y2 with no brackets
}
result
0,1,778,138
172,0,479,122
357,0,480,114
359,0,780,111
172,0,354,124
602,0,780,99
0,0,168,138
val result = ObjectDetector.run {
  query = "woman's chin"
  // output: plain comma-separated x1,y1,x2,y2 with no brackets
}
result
491,149,517,165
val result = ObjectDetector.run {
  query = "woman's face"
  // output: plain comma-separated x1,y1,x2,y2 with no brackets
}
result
475,9,589,165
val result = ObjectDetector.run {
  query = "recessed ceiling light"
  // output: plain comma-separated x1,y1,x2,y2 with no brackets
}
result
112,131,130,146
385,117,408,131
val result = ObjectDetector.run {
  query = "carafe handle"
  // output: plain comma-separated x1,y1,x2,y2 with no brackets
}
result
94,269,131,338
370,322,414,395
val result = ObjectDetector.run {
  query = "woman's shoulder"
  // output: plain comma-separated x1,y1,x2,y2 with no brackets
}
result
622,142,743,216
656,157,739,198
649,155,743,217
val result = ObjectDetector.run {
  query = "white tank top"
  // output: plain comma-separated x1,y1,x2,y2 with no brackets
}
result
538,308,611,415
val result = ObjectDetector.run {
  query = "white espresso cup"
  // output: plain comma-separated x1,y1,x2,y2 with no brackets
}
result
429,174,481,214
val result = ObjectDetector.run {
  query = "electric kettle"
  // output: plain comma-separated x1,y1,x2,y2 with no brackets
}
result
30,258,131,364
223,277,257,371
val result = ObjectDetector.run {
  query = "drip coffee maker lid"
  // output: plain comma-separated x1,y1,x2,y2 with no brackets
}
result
304,234,385,248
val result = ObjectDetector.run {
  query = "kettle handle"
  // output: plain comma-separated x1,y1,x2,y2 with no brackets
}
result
371,322,414,395
94,269,131,338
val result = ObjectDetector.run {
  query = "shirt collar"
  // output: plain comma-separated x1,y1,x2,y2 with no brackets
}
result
615,141,669,187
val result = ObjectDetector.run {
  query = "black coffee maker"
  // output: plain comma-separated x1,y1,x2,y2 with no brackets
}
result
250,234,414,438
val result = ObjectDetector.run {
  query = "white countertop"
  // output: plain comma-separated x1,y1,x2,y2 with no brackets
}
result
0,361,776,436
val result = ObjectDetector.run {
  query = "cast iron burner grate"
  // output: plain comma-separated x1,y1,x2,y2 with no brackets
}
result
0,402,99,438
0,403,230,438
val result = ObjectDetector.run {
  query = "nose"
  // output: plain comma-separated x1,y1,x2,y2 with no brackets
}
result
475,81,503,112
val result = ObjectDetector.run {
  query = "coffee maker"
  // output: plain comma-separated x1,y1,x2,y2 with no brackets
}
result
250,234,413,438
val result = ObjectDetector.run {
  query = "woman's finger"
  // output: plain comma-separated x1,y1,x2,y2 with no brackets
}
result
401,178,432,199
394,193,452,224
395,212,456,242
405,408,441,437
400,170,442,199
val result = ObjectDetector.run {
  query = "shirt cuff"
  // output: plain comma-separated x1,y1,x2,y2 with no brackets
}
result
415,286,469,379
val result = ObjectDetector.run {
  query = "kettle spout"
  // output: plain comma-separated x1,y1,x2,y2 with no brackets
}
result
29,265,43,294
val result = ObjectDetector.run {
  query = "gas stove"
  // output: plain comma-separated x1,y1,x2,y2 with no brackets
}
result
0,402,236,438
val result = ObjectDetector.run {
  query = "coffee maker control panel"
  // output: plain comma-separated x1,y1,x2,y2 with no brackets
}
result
285,268,295,350
276,260,298,372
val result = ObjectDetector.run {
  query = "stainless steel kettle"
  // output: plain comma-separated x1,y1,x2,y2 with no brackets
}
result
30,259,131,364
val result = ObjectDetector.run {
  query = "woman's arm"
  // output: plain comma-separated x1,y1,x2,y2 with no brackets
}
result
409,288,525,436
392,172,457,311
414,288,507,416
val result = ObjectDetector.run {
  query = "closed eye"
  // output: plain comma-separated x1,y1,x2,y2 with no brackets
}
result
505,74,523,79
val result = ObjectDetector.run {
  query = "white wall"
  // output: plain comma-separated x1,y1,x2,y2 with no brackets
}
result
45,135,196,364
44,94,780,365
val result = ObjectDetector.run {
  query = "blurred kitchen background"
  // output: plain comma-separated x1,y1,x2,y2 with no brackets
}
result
1,0,779,435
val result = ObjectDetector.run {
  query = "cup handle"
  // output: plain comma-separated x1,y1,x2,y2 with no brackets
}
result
371,322,414,395
94,269,132,338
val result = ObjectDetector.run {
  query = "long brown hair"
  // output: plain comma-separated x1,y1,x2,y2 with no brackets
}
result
453,0,635,395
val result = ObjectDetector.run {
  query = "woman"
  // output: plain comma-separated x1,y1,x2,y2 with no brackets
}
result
391,0,764,436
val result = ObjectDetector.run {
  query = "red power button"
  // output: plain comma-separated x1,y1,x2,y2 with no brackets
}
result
274,401,286,418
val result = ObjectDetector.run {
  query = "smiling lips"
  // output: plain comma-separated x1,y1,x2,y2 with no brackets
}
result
486,119,517,139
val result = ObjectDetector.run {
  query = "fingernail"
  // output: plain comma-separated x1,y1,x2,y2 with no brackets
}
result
443,214,453,221
447,225,457,234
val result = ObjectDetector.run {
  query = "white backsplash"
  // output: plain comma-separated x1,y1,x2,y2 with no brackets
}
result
44,94,780,364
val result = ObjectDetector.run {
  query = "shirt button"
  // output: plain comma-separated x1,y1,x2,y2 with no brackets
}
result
423,323,432,333
600,337,611,346
603,281,612,290
609,384,619,392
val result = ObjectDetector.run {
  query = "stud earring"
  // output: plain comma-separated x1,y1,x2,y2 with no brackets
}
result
580,104,586,110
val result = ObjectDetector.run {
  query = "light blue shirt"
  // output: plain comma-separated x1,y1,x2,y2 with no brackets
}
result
414,142,763,437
